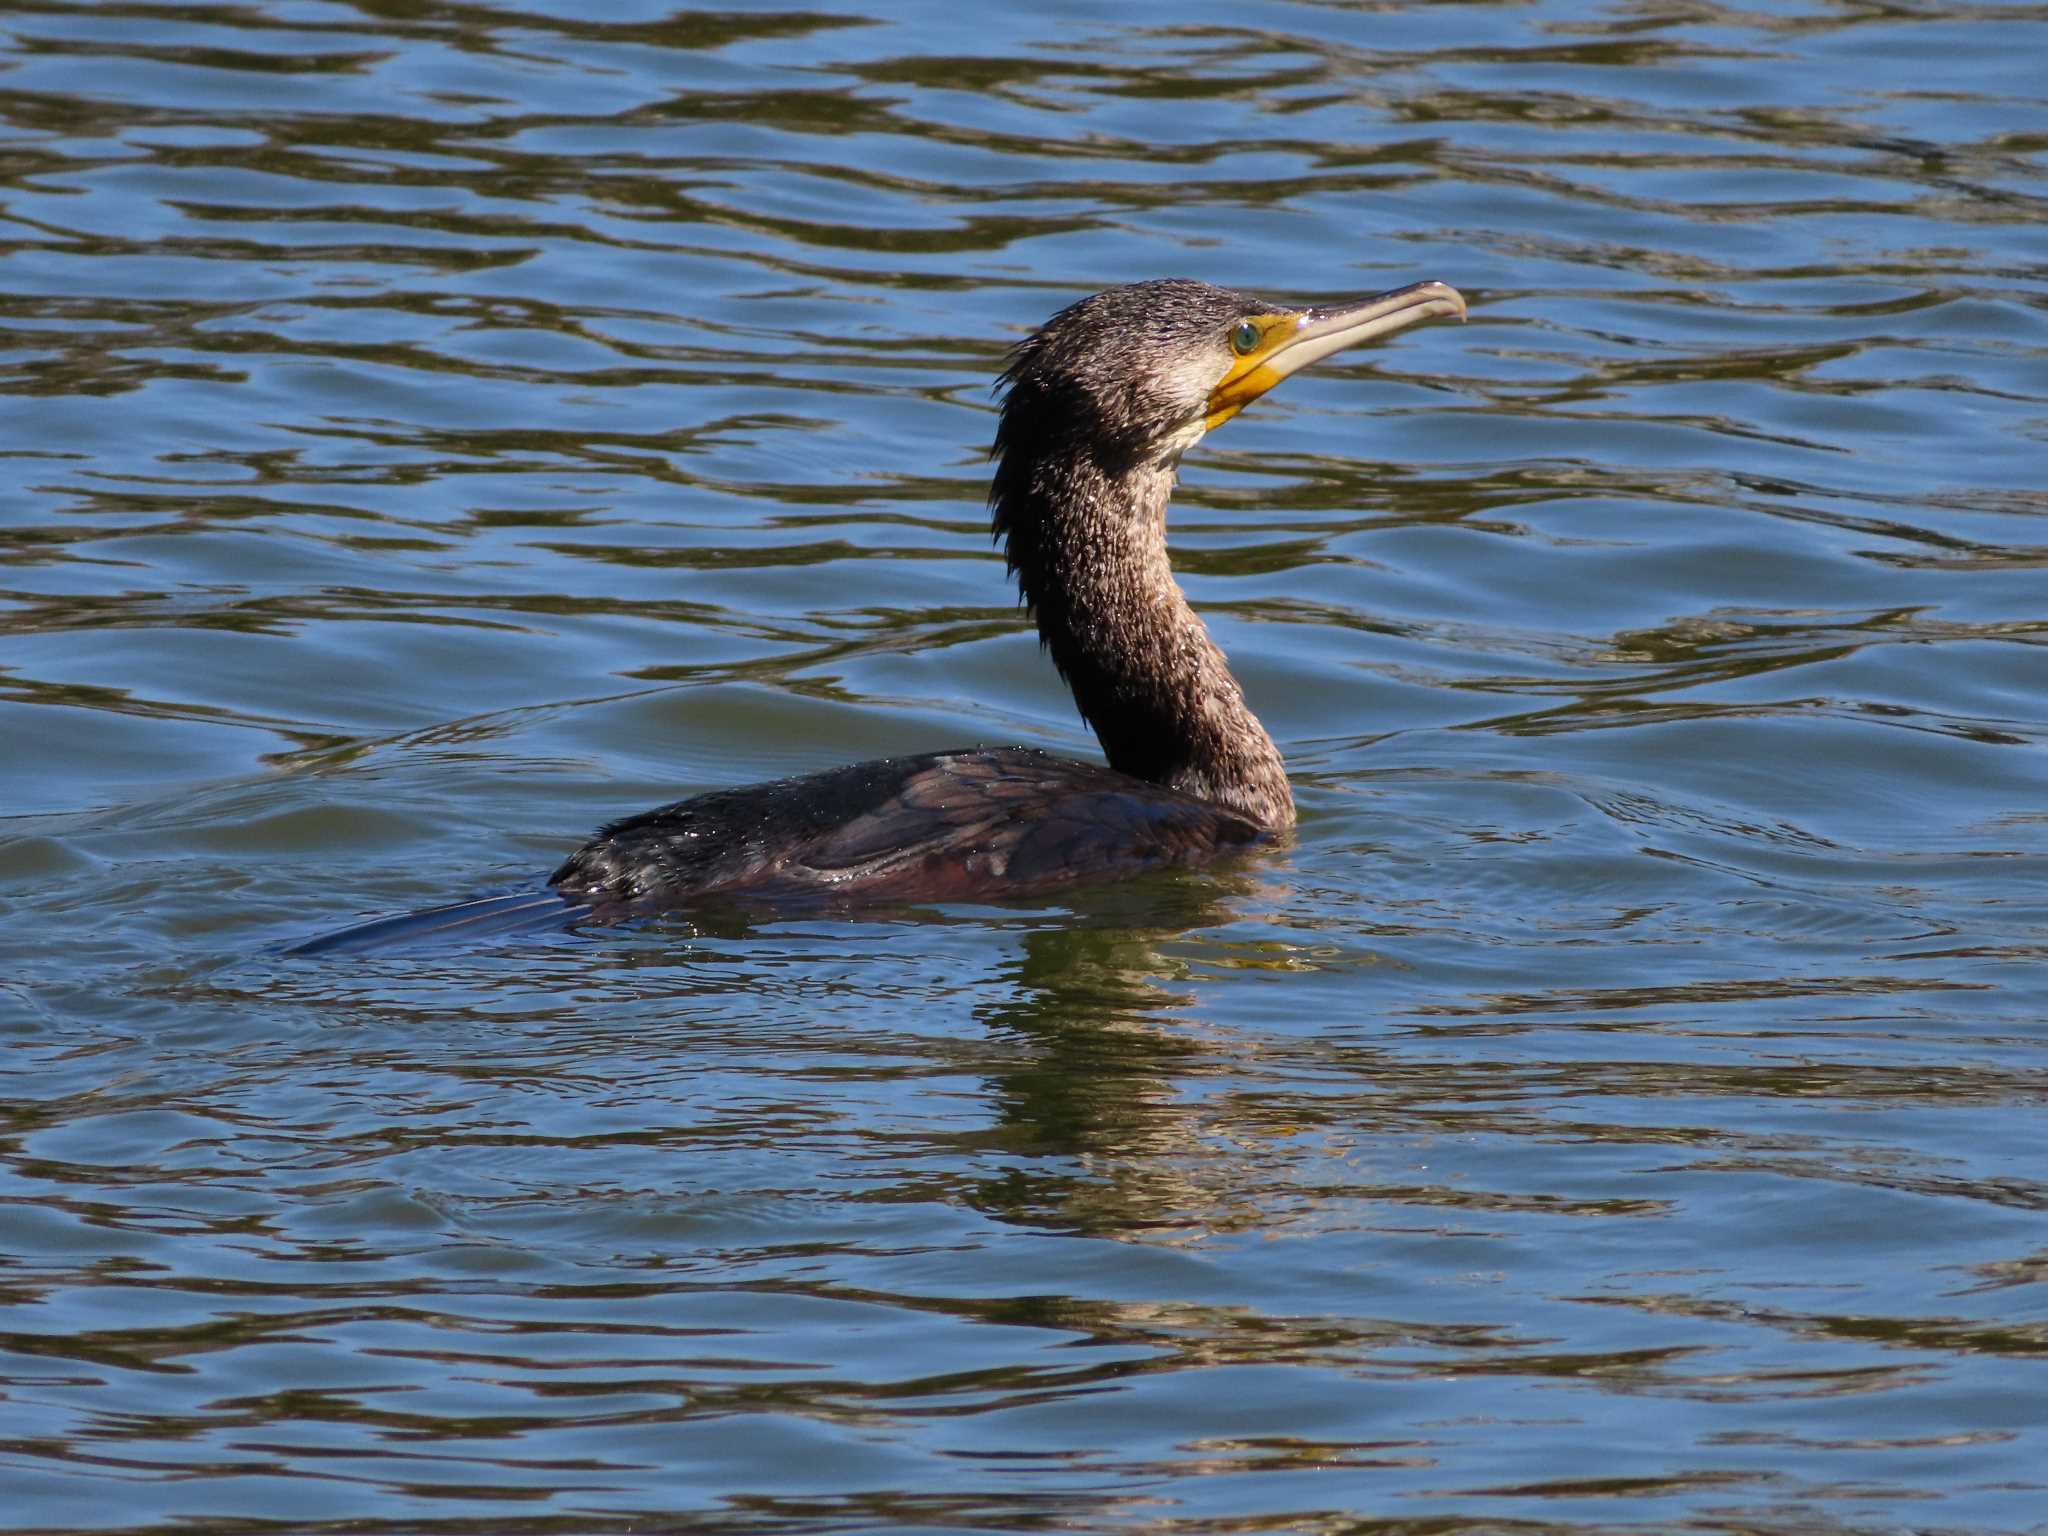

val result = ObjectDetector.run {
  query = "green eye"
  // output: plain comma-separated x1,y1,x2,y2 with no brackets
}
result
1230,320,1261,356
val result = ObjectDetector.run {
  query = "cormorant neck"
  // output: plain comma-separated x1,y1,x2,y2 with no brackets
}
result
990,441,1294,830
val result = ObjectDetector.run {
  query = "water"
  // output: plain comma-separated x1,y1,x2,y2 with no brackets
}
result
3,0,2046,1530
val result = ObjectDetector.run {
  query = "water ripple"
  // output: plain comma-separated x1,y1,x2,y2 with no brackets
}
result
4,0,2047,1531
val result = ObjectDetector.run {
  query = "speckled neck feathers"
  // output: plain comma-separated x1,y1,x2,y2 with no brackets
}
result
989,285,1294,830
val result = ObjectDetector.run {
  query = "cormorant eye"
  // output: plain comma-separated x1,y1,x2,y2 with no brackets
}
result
1229,320,1261,356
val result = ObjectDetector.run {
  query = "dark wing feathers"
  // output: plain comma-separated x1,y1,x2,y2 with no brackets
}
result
293,748,1265,953
555,747,1261,906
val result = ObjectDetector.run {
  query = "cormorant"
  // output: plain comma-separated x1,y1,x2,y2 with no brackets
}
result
292,277,1466,952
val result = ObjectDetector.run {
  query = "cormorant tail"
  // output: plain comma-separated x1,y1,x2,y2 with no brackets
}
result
286,888,585,956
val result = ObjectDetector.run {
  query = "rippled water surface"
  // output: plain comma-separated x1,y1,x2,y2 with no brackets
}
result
4,1,2047,1530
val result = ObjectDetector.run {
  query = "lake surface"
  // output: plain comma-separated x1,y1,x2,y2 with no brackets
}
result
3,1,2046,1530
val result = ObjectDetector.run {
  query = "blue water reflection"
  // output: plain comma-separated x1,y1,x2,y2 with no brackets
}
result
2,0,2045,1530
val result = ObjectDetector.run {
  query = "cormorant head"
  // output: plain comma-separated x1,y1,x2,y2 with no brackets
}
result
993,277,1466,475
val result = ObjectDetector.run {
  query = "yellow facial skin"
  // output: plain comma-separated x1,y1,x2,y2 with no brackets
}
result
1205,314,1306,432
1203,281,1467,433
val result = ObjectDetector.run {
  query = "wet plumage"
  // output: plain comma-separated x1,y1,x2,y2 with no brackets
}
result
292,277,1464,953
